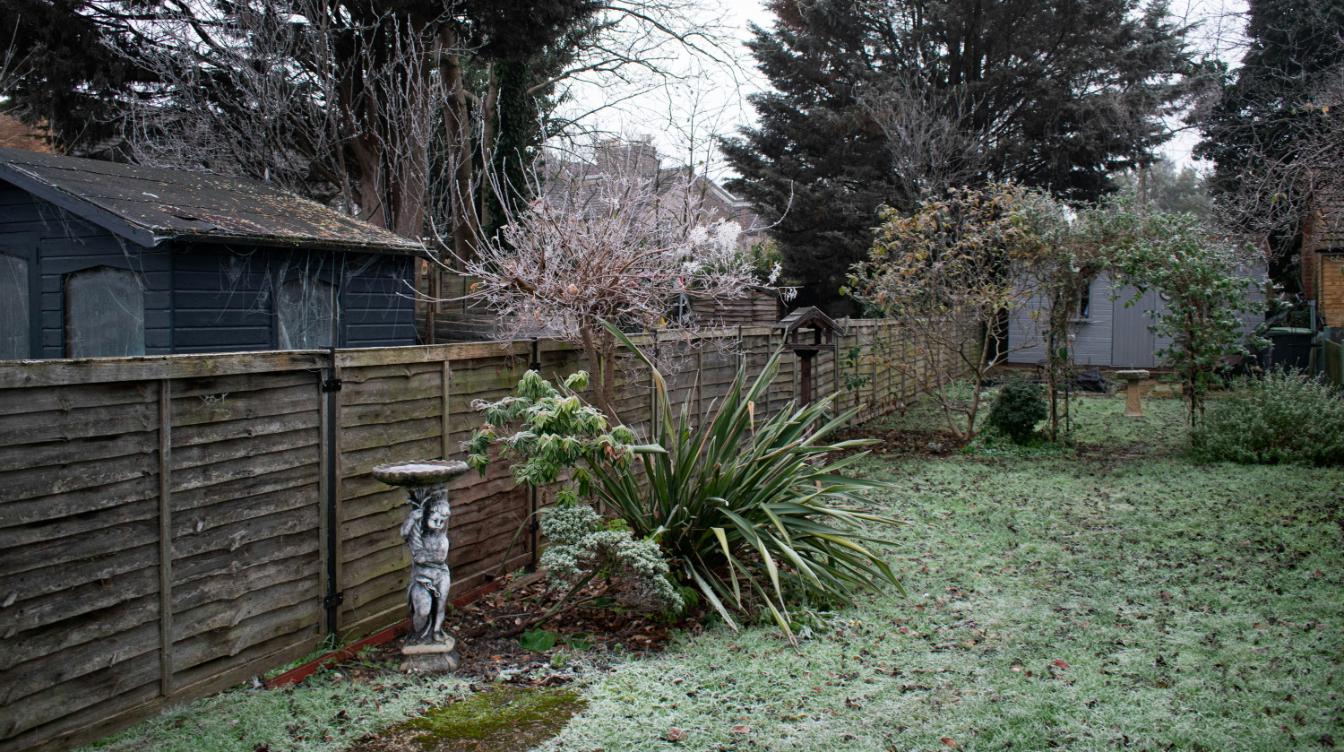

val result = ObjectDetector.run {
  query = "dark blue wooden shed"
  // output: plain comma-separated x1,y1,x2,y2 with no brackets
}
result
0,148,424,359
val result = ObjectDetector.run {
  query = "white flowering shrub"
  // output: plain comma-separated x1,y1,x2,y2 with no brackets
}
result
465,170,763,419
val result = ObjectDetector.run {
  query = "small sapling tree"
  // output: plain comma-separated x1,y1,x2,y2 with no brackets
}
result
1019,195,1113,441
1086,202,1263,424
846,184,1049,441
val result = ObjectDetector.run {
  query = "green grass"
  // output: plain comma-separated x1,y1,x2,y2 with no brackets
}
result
82,659,468,752
873,382,1190,451
79,394,1344,752
542,394,1344,751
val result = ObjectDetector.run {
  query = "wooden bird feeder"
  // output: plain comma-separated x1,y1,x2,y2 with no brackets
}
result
774,306,842,406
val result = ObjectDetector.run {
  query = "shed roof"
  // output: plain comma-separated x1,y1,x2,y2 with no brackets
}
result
0,148,424,255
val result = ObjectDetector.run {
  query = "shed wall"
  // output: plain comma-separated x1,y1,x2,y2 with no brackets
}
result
170,246,415,353
1008,269,1264,369
0,181,417,357
1007,273,1118,367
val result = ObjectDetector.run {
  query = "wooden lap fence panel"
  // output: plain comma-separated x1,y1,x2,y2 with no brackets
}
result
0,320,971,751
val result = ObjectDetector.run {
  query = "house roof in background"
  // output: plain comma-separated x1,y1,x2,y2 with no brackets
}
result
0,148,424,255
1316,190,1344,248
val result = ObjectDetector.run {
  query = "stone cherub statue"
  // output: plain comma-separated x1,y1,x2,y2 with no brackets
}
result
400,487,452,644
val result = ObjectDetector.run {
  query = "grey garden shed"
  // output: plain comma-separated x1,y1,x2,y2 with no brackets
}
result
0,148,424,360
1007,269,1266,369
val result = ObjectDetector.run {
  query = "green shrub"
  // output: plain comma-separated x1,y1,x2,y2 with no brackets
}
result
1190,369,1344,465
986,380,1047,444
467,325,903,643
593,324,901,643
466,369,676,625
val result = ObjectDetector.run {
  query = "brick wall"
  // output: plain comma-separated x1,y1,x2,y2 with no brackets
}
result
1319,255,1344,327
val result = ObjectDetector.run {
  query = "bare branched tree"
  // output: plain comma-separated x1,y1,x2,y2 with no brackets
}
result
97,0,742,248
858,77,988,202
116,1,463,243
463,150,760,419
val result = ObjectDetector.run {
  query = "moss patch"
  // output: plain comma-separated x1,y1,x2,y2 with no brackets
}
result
397,686,585,751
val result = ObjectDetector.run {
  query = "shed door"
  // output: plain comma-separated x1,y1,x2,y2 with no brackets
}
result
65,267,146,357
1110,285,1159,368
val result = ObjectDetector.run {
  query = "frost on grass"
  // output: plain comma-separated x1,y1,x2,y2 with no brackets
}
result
541,395,1344,751
81,670,468,752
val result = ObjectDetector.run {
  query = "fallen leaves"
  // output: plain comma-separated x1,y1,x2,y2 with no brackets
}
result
665,727,687,743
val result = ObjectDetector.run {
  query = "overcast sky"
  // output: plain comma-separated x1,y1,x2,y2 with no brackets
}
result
555,0,1249,178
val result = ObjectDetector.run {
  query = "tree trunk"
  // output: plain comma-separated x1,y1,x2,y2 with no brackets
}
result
439,30,479,265
580,326,623,423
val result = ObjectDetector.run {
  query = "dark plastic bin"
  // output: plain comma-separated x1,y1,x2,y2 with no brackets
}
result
1264,327,1317,371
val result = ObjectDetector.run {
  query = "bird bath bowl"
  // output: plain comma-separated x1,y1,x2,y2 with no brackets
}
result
371,459,470,488
1114,369,1151,418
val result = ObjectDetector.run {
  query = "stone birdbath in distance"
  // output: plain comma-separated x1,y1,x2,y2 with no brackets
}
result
1114,370,1151,418
371,459,470,673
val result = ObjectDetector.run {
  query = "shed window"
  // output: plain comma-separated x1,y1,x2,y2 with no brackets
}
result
0,254,29,359
277,278,334,349
1078,281,1092,319
66,267,145,357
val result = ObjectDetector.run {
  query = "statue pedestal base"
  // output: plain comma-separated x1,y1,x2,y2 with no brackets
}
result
400,636,459,674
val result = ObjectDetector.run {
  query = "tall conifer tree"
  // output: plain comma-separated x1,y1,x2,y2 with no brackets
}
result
1195,0,1344,291
722,0,1194,308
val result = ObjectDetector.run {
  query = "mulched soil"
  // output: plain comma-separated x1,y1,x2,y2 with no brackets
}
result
835,426,965,458
341,572,699,684
332,574,703,751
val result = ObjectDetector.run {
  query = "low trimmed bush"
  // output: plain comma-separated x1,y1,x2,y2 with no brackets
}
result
1190,369,1344,465
987,380,1047,444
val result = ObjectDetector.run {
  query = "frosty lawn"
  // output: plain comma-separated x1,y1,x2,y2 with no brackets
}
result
82,394,1344,751
544,395,1343,751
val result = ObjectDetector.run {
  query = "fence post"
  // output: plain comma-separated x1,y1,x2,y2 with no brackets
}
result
833,325,843,409
528,339,541,572
736,325,744,376
694,348,704,422
441,358,451,461
320,349,343,635
157,378,174,698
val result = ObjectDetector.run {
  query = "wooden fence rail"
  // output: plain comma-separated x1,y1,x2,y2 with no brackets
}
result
0,319,968,752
